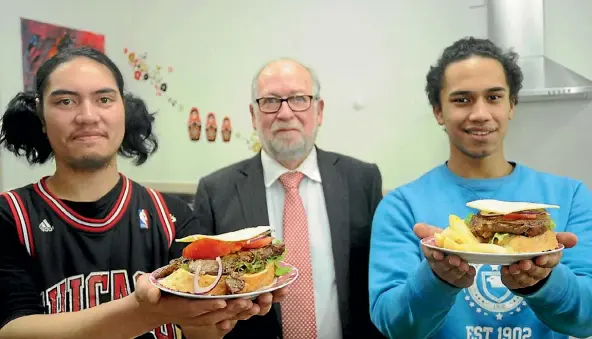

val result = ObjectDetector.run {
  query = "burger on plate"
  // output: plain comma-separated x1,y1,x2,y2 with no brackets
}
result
154,226,291,295
465,199,559,253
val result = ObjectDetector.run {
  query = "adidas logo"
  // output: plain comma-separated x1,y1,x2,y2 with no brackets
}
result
39,219,54,232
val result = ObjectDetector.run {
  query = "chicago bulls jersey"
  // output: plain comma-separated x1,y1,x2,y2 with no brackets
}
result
0,174,195,338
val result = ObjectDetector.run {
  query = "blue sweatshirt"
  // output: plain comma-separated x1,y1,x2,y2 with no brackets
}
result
369,163,592,339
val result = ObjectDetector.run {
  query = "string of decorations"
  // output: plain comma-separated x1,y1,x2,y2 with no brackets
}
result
123,48,261,153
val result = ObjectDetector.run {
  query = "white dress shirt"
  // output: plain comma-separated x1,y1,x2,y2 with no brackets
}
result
261,148,342,339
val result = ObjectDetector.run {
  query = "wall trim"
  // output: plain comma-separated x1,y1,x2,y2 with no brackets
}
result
140,181,392,197
139,181,197,195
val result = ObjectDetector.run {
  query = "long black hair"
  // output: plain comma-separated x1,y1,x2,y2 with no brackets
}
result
0,46,158,165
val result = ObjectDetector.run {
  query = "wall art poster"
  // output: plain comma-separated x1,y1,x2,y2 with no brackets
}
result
20,18,105,91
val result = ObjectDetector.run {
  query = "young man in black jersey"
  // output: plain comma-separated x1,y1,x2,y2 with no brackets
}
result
0,47,285,339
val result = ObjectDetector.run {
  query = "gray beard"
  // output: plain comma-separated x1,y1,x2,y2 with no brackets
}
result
259,124,318,163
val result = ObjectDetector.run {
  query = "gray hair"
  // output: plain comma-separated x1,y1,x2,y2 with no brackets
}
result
250,57,321,103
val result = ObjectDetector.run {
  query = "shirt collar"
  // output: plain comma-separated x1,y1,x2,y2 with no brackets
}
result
261,147,322,188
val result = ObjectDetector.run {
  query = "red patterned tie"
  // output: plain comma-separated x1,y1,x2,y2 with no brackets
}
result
278,171,317,339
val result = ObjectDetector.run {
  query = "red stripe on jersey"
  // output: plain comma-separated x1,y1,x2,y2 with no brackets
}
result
154,190,175,240
13,192,34,255
33,175,132,233
146,188,175,247
1,191,35,256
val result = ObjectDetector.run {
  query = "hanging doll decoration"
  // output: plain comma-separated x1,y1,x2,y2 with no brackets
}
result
187,107,202,141
206,112,217,142
221,116,232,142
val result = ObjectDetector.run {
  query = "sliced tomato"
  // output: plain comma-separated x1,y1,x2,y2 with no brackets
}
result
502,213,537,220
182,238,242,260
241,236,273,249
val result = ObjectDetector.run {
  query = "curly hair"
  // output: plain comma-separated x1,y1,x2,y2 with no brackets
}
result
425,36,524,110
0,46,158,165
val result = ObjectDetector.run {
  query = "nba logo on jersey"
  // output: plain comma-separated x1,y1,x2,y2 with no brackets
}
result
138,209,149,229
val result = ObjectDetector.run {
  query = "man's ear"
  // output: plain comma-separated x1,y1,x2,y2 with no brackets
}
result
433,105,445,125
35,98,46,133
316,99,324,126
508,98,515,120
249,104,257,130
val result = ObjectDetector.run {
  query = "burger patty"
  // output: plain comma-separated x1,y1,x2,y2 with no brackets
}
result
225,273,246,294
167,243,285,276
469,213,550,239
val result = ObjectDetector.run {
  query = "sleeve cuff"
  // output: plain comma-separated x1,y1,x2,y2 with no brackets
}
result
409,260,461,307
516,263,571,306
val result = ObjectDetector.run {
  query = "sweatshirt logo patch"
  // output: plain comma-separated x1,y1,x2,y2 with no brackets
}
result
464,264,526,321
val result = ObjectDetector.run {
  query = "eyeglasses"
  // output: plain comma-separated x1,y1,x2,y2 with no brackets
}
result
255,95,315,114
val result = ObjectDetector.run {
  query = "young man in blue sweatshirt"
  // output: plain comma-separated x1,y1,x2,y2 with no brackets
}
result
369,37,592,339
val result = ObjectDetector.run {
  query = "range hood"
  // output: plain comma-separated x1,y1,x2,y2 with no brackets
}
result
487,0,592,102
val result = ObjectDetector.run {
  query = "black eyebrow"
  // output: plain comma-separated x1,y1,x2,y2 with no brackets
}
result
49,89,78,97
94,88,118,95
48,88,118,97
449,87,507,97
449,90,471,97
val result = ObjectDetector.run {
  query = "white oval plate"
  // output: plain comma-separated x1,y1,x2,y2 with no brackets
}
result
420,236,564,265
149,261,299,300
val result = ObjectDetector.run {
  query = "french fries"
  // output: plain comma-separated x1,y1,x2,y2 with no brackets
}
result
433,215,513,254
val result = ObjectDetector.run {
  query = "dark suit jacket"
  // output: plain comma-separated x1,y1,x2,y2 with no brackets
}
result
192,147,385,339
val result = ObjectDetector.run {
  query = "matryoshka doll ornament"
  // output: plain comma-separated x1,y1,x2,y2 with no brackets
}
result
206,112,217,142
221,116,232,142
188,107,202,141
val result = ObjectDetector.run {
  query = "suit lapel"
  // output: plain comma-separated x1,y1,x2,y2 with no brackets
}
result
235,153,283,326
317,148,350,322
236,154,270,229
235,149,351,327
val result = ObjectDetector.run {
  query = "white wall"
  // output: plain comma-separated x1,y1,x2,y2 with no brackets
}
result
0,1,127,189
0,2,591,338
0,0,487,191
505,0,592,189
503,3,592,335
1,0,591,193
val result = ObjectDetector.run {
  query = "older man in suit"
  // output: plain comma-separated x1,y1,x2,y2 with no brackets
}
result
192,58,385,339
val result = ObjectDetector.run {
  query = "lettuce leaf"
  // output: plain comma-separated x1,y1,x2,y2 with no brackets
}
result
274,261,292,276
489,232,510,244
464,213,474,225
236,250,292,277
270,250,292,276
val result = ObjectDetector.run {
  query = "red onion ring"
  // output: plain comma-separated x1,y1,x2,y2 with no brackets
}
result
193,256,222,294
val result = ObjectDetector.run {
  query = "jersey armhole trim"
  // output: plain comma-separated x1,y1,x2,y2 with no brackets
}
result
146,188,176,248
1,191,35,256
